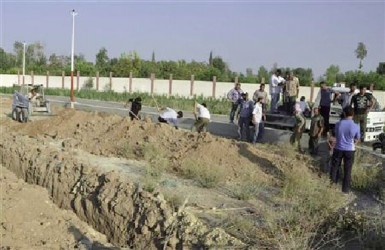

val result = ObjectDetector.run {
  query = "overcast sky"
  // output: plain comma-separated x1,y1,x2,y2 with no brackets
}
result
1,0,384,78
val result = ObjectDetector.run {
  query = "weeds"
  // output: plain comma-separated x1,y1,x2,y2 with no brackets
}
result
351,149,383,192
227,178,266,200
181,160,225,188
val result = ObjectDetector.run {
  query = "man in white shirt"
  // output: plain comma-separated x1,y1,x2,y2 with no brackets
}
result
270,69,285,113
252,97,264,144
158,107,183,129
192,101,211,133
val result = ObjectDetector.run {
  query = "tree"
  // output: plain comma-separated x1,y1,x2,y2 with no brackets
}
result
95,47,110,75
151,51,155,63
256,66,269,83
324,65,340,84
209,51,213,66
377,62,385,75
355,42,367,70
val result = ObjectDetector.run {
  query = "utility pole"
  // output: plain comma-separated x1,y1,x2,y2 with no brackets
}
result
22,41,26,85
70,9,78,105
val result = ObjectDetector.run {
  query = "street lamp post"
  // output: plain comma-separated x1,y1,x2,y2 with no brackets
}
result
70,9,78,104
22,41,26,85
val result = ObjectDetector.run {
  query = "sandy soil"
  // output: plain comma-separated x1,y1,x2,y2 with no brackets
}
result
0,165,117,250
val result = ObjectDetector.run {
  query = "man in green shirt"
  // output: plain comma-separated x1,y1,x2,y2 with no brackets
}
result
350,85,375,142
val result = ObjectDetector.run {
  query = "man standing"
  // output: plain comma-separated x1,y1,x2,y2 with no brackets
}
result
285,71,300,115
335,83,357,110
227,82,243,123
308,107,324,155
192,101,211,133
315,81,332,135
236,93,254,141
290,103,306,152
350,85,374,142
269,69,285,113
253,84,268,141
252,97,264,144
330,107,360,193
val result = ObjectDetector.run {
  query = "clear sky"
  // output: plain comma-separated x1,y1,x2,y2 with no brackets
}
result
1,0,384,78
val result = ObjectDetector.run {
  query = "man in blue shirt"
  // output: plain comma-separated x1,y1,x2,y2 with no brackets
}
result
330,107,360,193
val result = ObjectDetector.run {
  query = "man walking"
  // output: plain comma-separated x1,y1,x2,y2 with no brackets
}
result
269,69,285,113
350,85,374,142
227,82,243,123
330,107,360,193
236,92,254,141
308,107,324,155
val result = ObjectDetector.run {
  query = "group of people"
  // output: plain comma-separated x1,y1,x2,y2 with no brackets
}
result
227,75,378,194
227,83,266,143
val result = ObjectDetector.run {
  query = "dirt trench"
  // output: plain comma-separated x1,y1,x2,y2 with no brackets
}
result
0,129,245,249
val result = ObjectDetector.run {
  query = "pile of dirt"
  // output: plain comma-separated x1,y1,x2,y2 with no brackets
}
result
3,108,293,184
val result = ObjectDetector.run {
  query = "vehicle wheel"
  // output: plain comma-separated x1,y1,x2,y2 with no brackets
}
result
19,108,28,123
11,108,18,121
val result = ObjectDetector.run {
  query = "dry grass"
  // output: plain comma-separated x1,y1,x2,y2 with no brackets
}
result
180,159,226,188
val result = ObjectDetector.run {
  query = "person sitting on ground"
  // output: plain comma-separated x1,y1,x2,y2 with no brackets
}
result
158,107,183,129
299,96,311,117
251,97,264,144
308,107,324,155
290,103,306,152
192,101,211,133
125,96,142,120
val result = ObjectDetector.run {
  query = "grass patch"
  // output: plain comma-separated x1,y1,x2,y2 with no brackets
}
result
351,149,383,192
227,178,266,200
181,160,226,188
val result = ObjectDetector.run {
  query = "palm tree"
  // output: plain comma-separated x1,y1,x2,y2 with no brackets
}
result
355,42,367,70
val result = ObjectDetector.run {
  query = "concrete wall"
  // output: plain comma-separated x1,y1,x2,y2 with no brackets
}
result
1,73,385,107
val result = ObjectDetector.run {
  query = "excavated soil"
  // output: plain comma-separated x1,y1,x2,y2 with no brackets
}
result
3,96,382,249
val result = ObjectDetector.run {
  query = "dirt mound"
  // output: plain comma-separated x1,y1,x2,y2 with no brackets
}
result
4,108,289,184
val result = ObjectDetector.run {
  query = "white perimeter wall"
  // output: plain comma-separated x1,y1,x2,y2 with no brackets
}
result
1,74,385,107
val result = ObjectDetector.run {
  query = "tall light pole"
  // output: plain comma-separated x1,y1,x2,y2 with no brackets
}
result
70,9,78,103
22,41,26,85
